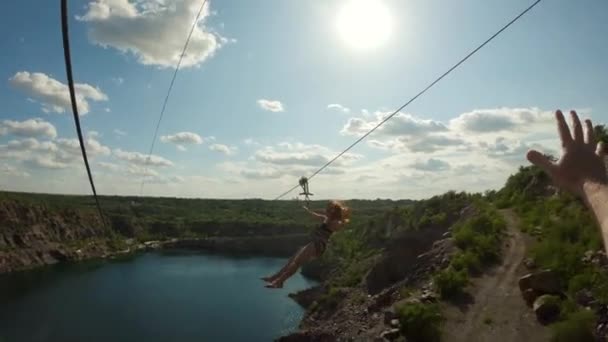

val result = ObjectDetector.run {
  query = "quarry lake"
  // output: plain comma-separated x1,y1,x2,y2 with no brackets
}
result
0,251,316,342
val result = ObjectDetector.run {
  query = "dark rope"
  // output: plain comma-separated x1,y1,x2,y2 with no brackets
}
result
139,0,209,196
60,0,106,226
275,0,543,200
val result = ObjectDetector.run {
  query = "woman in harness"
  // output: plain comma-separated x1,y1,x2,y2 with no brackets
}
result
262,200,350,289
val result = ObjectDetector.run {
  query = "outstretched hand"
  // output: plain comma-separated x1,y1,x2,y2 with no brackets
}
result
527,110,607,198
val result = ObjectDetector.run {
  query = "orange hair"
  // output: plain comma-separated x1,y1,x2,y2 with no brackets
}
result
326,200,350,224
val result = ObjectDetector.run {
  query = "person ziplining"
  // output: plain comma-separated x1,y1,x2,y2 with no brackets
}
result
262,200,350,289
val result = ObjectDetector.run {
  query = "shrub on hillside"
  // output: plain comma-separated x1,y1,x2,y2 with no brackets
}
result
451,250,482,273
433,267,468,299
396,302,443,342
550,309,595,342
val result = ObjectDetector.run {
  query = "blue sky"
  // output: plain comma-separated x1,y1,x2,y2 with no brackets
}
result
0,0,607,199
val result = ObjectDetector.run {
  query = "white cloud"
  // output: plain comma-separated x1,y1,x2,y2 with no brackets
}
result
209,143,237,155
410,158,451,172
244,138,260,146
257,99,284,112
327,103,350,113
127,164,159,177
342,111,447,137
56,137,111,158
98,161,122,172
449,107,553,134
177,145,187,152
78,0,226,68
9,71,108,115
1,118,57,138
160,132,203,145
255,142,361,167
0,164,29,177
113,148,173,167
0,135,110,170
27,157,70,170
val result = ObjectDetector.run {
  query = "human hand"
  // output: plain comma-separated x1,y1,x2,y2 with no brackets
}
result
527,110,607,198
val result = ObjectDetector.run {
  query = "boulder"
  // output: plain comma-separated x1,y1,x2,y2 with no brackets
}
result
380,328,401,341
519,270,561,295
524,258,536,270
389,319,400,328
533,295,561,325
522,288,540,307
383,307,399,325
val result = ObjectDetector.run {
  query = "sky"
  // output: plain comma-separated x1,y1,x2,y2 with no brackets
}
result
0,0,607,200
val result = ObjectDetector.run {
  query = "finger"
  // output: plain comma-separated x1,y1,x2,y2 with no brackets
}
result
555,110,573,147
527,149,557,177
584,119,595,145
598,141,606,158
570,110,584,143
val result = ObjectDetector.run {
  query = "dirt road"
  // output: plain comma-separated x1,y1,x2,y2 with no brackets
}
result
441,209,549,342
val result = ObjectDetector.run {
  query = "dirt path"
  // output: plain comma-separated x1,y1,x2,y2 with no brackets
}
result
441,209,550,342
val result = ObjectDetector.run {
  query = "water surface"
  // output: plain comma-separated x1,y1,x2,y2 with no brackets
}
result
0,251,316,342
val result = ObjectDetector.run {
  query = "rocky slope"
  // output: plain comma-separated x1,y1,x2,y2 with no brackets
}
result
279,204,474,341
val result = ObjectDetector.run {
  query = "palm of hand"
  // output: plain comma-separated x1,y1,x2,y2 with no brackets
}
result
527,110,607,197
555,143,607,195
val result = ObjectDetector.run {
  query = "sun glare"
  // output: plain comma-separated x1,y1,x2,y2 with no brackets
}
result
336,0,393,50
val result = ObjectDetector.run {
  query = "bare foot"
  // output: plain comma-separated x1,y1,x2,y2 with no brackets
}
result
264,281,283,289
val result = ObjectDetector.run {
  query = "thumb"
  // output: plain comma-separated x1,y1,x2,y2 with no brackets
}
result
527,150,557,177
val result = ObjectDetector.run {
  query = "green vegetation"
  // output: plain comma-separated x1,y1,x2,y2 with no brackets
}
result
0,191,410,242
396,302,443,342
550,309,595,342
497,165,608,302
433,203,506,298
433,267,468,298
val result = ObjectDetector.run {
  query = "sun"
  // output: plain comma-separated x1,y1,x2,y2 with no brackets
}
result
336,0,393,50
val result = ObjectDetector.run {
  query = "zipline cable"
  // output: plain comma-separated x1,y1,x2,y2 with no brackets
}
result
139,0,209,195
60,0,107,226
274,0,543,201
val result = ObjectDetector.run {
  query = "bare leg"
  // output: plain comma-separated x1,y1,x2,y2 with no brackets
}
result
262,248,301,282
266,243,317,289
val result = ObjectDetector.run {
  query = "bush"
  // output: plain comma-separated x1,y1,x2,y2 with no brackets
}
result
451,250,482,273
550,310,595,342
434,267,468,299
396,302,443,342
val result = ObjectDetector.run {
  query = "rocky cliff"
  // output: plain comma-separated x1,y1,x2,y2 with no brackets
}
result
0,198,313,274
0,199,117,273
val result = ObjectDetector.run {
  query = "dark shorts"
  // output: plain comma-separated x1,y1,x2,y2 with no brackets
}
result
312,237,328,257
311,227,332,257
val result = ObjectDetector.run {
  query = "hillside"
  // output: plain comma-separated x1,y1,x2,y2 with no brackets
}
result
276,127,608,341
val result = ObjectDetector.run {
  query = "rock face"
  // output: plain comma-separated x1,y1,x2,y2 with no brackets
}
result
289,286,325,309
0,198,314,274
0,199,113,273
365,226,452,295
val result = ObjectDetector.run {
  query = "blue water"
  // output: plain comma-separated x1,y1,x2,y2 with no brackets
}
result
0,252,316,342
